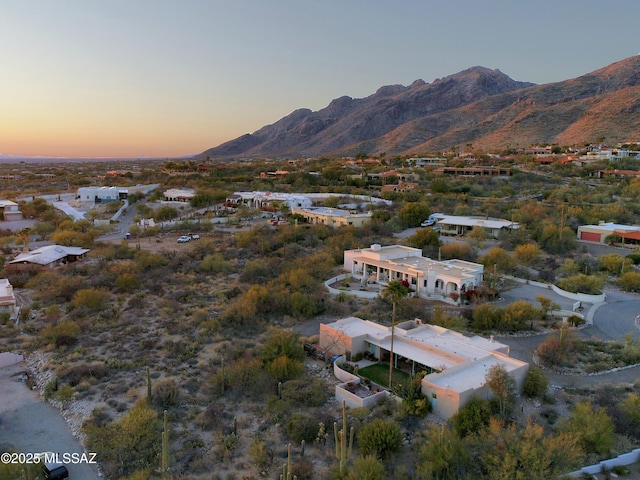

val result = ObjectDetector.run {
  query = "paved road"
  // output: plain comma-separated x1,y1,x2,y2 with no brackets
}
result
0,364,101,480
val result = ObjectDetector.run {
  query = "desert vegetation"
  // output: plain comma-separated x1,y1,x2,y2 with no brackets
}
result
1,150,640,479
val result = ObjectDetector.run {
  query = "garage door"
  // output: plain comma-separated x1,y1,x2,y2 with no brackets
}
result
580,231,601,242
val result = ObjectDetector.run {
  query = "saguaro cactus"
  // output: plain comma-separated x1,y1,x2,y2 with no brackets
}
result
333,400,354,475
146,366,152,405
161,410,170,478
280,443,297,480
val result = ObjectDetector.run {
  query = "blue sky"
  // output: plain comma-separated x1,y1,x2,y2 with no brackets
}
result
1,0,638,157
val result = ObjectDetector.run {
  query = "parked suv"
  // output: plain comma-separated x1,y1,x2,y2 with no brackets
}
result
42,462,69,480
177,235,191,243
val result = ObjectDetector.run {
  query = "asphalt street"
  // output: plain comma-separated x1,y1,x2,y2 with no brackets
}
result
0,364,101,480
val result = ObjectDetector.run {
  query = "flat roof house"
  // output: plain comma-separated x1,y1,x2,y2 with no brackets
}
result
163,188,196,202
292,207,372,227
7,245,90,271
0,200,22,221
344,244,484,299
577,222,640,245
436,215,518,238
320,317,528,419
77,186,128,203
0,279,18,318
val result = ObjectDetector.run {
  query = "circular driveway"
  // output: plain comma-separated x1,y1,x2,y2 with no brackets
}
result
592,300,640,341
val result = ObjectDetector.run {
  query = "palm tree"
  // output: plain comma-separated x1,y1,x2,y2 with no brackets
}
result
381,280,409,388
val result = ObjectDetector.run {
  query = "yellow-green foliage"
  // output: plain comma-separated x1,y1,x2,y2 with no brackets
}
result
41,320,81,345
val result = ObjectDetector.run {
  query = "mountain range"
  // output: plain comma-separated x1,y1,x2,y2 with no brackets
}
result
199,56,640,159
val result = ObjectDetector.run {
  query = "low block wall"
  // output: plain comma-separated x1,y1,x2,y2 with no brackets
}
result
564,448,640,477
0,351,23,368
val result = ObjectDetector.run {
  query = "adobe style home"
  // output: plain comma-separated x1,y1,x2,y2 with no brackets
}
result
6,245,90,272
320,317,528,419
291,207,372,227
343,244,483,299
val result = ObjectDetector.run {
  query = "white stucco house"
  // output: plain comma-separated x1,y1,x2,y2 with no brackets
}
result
320,317,528,419
77,186,128,203
0,279,18,318
436,215,519,238
343,244,484,299
0,200,23,221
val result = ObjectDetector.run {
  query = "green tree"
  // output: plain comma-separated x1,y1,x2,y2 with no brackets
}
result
513,243,541,265
407,228,441,252
381,280,409,387
416,425,469,480
449,396,491,438
482,421,583,480
357,418,403,459
478,247,515,273
563,400,615,456
485,364,516,419
523,366,548,398
398,202,430,228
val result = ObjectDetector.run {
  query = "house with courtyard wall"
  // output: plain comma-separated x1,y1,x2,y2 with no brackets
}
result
319,317,528,419
291,207,372,227
343,244,483,299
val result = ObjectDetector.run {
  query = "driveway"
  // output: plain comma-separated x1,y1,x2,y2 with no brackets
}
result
0,363,101,480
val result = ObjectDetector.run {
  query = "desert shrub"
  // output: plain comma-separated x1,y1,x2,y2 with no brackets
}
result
357,418,402,459
346,455,385,480
61,362,107,386
536,332,576,368
85,400,160,478
71,287,111,311
523,366,549,398
115,273,141,292
41,320,81,345
285,412,319,442
281,378,329,407
556,274,603,295
153,379,180,408
248,435,272,468
291,458,314,480
200,253,232,274
440,242,476,261
618,271,640,292
265,356,304,382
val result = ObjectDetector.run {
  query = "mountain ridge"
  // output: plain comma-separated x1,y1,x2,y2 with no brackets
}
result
199,56,640,159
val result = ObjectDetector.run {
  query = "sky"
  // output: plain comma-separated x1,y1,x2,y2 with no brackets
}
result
1,1,639,159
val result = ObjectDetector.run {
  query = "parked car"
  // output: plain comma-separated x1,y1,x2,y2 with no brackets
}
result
177,236,191,243
41,461,69,480
420,219,436,227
